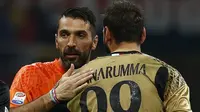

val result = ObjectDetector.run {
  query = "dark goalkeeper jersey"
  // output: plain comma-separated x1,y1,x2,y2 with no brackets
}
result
67,51,192,112
0,81,9,112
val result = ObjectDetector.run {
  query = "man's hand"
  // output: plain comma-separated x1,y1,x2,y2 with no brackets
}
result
10,64,94,112
55,64,94,102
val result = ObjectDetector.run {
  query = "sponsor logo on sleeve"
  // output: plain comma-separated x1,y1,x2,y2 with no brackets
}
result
11,92,26,105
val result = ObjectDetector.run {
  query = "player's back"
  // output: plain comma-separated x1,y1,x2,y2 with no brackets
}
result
68,52,173,112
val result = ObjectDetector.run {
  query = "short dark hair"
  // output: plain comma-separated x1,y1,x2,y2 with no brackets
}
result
57,7,96,37
103,0,144,44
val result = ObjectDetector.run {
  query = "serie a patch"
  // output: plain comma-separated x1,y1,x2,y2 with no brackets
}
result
11,92,26,105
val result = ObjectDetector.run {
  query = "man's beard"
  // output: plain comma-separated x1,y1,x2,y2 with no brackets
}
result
59,48,91,70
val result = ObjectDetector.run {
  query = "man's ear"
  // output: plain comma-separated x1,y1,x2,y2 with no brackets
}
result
140,27,146,44
92,35,98,50
104,26,112,44
55,34,59,49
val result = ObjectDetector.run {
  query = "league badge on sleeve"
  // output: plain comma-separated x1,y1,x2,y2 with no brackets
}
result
11,92,26,105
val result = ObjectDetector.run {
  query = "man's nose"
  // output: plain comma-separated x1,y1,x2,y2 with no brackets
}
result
67,36,76,47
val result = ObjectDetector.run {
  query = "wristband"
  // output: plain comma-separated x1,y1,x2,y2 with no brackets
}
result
49,88,59,104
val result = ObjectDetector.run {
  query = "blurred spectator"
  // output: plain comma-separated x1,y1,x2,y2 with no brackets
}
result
0,0,14,41
0,0,199,111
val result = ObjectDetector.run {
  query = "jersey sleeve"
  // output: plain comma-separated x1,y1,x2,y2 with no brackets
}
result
163,68,192,112
10,66,36,108
0,81,9,112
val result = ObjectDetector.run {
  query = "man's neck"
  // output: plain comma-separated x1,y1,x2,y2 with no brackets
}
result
111,42,141,53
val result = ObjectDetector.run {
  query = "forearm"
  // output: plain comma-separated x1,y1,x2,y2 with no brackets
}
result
10,93,55,112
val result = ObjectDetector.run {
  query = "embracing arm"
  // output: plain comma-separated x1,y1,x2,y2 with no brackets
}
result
10,64,94,112
10,93,54,112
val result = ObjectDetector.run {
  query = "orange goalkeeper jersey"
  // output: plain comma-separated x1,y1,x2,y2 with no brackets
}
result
10,59,65,107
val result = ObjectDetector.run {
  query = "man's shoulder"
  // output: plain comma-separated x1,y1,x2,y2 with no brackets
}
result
86,54,170,67
86,56,112,67
17,60,55,75
12,60,57,88
142,53,177,69
84,54,180,73
144,53,185,83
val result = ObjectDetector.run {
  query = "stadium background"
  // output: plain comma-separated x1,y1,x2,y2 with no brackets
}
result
0,0,199,111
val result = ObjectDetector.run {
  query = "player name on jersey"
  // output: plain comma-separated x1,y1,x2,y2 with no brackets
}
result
88,63,146,83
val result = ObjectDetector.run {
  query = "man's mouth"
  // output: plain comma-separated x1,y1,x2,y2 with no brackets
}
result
64,53,79,59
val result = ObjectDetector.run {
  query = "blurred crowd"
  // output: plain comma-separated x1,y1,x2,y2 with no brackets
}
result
1,0,200,44
1,0,107,43
0,0,200,110
1,0,200,83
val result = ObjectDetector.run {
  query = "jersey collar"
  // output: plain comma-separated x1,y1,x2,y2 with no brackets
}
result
110,50,142,56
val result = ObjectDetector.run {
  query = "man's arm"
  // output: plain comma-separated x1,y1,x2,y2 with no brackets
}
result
163,68,192,112
10,64,94,112
10,93,54,112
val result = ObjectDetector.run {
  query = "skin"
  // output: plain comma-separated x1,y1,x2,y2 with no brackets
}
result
56,17,98,70
10,16,98,112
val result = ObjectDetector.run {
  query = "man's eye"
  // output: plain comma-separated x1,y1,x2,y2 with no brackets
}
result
78,33,86,38
61,32,69,38
61,33,66,36
79,33,84,37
